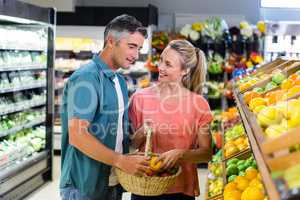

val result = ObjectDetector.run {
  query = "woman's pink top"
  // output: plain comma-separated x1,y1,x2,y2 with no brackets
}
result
129,87,213,197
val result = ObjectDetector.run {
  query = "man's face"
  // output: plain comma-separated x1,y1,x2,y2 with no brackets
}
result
111,32,145,69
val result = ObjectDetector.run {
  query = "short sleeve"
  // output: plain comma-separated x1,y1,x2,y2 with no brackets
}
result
128,93,143,132
67,74,99,122
195,96,213,128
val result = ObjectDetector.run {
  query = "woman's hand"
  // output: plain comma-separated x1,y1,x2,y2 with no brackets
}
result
156,149,186,170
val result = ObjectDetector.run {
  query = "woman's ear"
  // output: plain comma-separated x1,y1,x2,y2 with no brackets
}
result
181,68,190,76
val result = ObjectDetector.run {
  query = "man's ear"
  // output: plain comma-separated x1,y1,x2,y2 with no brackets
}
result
106,35,115,48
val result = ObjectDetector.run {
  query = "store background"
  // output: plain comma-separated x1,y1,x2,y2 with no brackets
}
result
1,0,300,200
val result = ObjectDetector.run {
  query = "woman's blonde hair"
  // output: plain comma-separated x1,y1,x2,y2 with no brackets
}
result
168,39,207,94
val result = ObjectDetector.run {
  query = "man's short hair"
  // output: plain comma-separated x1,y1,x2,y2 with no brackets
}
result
103,14,148,46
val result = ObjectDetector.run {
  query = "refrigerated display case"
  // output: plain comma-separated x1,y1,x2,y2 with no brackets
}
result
0,1,55,199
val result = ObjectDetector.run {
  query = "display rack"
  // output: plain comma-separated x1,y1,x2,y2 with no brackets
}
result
230,59,300,199
0,1,55,199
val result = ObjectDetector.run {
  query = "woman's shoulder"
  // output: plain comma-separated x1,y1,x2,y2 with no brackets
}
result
188,91,210,108
130,86,156,101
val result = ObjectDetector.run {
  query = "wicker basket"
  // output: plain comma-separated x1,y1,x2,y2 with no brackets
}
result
116,124,182,196
116,166,181,196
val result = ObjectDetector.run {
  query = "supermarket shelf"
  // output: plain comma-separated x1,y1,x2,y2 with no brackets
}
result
0,100,46,116
0,82,46,94
0,63,46,72
0,151,48,196
0,118,45,138
233,88,281,200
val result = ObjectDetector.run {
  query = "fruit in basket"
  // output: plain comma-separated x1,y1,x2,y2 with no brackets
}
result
287,85,300,98
235,176,250,191
272,72,285,85
253,105,267,114
245,168,258,180
257,107,282,127
265,81,277,92
208,177,223,197
281,78,294,90
225,145,239,158
241,186,265,200
228,175,238,182
244,91,262,105
249,98,266,111
264,124,287,138
253,87,264,94
227,164,239,177
284,164,300,189
287,110,300,128
150,156,162,171
224,189,242,200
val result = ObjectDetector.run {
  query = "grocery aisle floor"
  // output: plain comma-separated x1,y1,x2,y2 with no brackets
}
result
26,156,208,200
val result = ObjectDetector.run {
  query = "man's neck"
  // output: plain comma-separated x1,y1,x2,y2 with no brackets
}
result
99,49,118,71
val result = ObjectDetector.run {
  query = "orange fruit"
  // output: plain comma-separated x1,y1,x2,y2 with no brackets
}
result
235,176,250,191
224,182,238,192
240,82,253,92
244,91,262,105
245,168,258,180
294,77,300,86
287,85,300,98
249,98,267,111
281,79,294,90
289,73,298,81
224,189,242,200
241,186,265,200
150,156,162,171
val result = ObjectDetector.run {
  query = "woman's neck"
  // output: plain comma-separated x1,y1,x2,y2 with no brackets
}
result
156,82,188,99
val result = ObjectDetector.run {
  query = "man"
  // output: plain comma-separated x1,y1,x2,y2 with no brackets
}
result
60,14,150,200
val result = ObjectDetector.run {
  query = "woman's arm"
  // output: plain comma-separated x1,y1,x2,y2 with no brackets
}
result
158,124,212,170
181,124,212,163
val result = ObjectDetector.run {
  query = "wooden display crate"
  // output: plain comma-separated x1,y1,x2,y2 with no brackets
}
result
239,60,300,94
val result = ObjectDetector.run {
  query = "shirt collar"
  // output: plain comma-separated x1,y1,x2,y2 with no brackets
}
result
92,54,116,79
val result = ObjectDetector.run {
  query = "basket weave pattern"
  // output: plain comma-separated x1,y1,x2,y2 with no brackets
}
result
115,167,182,196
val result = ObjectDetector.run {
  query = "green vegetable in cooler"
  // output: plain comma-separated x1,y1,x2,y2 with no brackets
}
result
207,81,222,99
228,175,237,182
30,138,43,152
296,70,300,76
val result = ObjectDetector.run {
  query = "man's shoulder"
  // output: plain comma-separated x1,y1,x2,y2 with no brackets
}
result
68,61,100,82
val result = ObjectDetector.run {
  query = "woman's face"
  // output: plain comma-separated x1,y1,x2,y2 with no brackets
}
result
158,47,187,84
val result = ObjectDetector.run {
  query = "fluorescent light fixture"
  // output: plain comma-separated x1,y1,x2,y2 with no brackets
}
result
261,0,300,8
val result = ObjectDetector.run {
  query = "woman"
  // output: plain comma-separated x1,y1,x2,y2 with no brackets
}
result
129,39,213,200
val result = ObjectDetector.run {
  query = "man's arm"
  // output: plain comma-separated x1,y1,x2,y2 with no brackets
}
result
69,118,150,175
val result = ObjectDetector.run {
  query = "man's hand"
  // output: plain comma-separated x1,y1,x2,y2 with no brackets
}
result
156,149,186,170
116,155,151,176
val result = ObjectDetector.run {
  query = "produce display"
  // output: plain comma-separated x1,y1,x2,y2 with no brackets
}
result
0,51,46,67
206,81,224,99
0,71,46,90
0,126,46,170
0,109,45,132
232,59,300,200
0,91,46,114
207,150,223,198
0,27,47,50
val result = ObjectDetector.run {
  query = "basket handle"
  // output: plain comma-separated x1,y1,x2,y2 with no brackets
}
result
144,121,152,157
